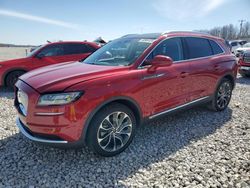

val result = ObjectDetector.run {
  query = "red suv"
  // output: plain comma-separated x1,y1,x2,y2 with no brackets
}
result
238,50,250,77
15,32,237,156
0,41,99,87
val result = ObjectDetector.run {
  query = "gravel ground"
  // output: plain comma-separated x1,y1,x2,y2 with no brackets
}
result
0,76,249,187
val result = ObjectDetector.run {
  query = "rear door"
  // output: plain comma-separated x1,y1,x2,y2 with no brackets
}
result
140,37,192,116
183,37,223,101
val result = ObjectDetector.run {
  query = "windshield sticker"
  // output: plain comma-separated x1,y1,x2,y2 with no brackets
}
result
138,39,155,43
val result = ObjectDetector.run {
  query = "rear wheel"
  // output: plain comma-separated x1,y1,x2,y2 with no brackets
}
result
87,103,136,157
5,71,25,88
209,78,233,111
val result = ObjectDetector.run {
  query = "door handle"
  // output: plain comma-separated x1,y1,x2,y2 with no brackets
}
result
180,72,189,78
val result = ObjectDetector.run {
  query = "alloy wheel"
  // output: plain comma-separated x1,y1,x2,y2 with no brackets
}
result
216,82,232,109
97,111,133,152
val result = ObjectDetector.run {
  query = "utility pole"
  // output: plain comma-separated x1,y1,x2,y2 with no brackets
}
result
239,19,246,37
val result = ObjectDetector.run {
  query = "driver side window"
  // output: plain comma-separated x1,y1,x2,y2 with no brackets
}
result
143,37,184,65
37,45,64,57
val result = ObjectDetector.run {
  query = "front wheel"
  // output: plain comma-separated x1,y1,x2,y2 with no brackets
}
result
86,103,136,157
209,78,233,111
5,71,25,88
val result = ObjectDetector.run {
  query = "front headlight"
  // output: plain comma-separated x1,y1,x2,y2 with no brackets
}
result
38,92,83,106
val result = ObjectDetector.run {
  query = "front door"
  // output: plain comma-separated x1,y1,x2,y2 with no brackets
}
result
140,37,191,117
32,44,66,69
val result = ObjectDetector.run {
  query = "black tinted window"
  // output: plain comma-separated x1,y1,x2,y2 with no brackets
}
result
185,37,213,59
63,43,92,55
38,45,64,57
148,38,183,61
230,42,237,47
87,45,98,52
209,40,223,54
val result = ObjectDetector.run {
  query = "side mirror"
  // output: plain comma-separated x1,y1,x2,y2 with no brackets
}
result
148,55,173,72
36,53,45,59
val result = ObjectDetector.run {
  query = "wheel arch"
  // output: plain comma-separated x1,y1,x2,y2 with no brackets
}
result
3,68,27,86
214,73,235,92
222,73,235,89
82,96,143,143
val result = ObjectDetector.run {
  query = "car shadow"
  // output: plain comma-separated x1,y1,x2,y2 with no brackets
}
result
0,87,14,99
0,106,232,186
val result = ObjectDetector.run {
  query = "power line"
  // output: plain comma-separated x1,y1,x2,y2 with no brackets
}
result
239,19,246,36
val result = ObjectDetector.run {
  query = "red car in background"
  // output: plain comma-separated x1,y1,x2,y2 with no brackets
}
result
238,50,250,77
0,41,100,87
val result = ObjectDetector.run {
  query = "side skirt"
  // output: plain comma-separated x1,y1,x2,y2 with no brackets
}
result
149,96,212,120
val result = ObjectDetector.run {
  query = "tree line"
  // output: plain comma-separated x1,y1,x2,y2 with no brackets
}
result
198,21,250,40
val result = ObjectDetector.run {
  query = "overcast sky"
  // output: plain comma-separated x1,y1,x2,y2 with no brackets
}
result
0,0,249,45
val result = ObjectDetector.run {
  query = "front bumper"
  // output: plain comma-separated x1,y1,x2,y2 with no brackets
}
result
239,66,250,70
16,118,68,144
14,80,90,147
239,66,250,74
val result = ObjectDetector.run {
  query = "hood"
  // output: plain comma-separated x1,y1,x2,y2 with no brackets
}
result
19,61,124,93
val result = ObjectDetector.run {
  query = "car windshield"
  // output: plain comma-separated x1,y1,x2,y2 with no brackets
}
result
27,44,45,57
243,43,250,48
83,37,154,66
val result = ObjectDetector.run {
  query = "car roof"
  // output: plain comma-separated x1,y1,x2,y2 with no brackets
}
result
122,31,223,41
162,31,223,41
43,41,99,48
46,41,95,45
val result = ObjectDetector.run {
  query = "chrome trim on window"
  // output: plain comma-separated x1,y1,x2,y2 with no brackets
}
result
16,118,68,144
149,96,210,119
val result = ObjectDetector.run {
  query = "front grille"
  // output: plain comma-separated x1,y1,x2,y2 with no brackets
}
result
243,56,250,63
243,52,250,63
16,89,28,116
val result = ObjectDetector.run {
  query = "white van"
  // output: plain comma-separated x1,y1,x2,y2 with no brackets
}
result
229,40,247,54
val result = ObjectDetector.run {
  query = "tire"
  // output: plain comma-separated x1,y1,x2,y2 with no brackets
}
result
86,103,136,157
5,71,25,88
208,78,233,111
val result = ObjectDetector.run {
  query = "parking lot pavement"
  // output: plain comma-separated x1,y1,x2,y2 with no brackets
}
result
0,76,249,187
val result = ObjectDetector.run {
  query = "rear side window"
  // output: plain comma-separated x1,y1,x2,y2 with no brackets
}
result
63,43,93,55
148,37,184,61
209,40,223,55
185,37,213,59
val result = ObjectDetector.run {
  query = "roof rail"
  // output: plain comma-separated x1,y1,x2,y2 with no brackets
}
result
162,30,211,36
